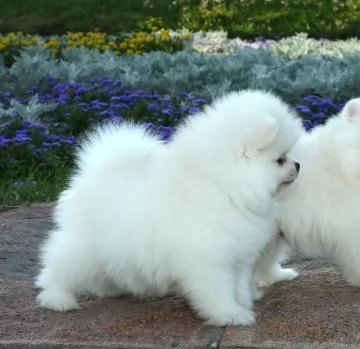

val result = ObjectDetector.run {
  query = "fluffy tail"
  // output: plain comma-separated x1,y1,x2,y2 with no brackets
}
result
74,122,163,176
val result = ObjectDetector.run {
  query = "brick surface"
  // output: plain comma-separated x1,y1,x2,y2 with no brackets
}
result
1,204,359,348
220,268,360,348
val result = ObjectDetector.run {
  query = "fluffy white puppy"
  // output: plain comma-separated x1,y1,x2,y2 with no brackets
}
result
277,98,360,286
35,90,302,326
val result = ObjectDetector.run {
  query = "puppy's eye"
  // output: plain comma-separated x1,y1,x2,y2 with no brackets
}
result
276,156,286,166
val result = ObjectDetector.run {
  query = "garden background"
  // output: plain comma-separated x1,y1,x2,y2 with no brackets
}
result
1,0,360,209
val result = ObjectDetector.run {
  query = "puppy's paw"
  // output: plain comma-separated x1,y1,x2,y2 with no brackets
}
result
341,264,360,287
205,306,256,327
278,267,299,281
37,289,80,312
252,287,264,301
256,267,299,287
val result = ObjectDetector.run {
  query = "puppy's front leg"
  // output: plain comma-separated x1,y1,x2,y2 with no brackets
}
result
254,234,298,287
235,263,263,307
180,265,255,327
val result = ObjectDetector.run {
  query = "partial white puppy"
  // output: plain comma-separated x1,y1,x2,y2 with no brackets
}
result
276,98,360,286
35,90,302,327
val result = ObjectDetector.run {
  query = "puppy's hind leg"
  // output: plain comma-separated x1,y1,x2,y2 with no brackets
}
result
93,276,125,299
340,253,360,287
35,229,94,311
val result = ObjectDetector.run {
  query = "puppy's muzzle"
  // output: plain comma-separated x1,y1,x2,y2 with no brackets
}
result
285,163,300,184
279,161,300,191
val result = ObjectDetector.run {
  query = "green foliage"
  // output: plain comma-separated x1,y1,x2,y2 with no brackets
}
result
0,168,69,210
0,0,359,39
178,0,360,39
0,0,181,35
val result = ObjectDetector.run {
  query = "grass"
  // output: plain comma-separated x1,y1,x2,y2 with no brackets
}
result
0,167,69,211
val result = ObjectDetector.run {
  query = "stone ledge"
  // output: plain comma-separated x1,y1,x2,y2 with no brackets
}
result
1,204,359,348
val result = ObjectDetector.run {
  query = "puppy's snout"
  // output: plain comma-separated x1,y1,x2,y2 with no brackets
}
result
295,162,300,173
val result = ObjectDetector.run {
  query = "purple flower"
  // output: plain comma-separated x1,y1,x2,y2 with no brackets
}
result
303,120,318,131
295,105,311,113
0,136,11,147
147,103,159,111
63,136,76,145
14,134,32,143
188,107,201,115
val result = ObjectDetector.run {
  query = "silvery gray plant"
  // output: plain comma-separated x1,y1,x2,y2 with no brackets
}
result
2,45,360,104
0,95,58,123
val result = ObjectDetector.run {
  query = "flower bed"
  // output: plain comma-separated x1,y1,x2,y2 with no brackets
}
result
3,31,360,61
192,32,360,58
0,30,191,67
0,77,345,184
0,77,208,181
2,45,360,107
0,31,357,208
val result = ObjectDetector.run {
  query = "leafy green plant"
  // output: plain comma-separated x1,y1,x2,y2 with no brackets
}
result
177,0,360,39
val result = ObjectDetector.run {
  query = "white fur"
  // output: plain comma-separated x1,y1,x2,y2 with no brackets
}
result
35,89,302,326
277,98,360,286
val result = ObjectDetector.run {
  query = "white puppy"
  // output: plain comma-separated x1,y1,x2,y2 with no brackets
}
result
35,90,302,326
276,98,360,286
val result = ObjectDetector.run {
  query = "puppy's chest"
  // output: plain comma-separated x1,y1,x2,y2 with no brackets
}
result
227,218,275,249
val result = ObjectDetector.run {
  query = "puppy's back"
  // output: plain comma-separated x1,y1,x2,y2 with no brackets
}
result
74,122,164,178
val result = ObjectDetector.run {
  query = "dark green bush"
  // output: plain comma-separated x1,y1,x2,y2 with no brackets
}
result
0,0,359,39
0,0,181,35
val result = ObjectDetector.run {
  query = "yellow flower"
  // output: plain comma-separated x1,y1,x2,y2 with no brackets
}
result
21,40,32,47
47,39,60,48
119,42,127,49
160,30,170,41
126,49,133,54
108,40,117,48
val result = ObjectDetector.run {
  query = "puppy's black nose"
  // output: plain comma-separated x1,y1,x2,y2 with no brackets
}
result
295,162,300,172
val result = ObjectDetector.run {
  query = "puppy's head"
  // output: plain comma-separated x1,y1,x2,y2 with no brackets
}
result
171,89,303,211
220,90,303,196
239,112,300,192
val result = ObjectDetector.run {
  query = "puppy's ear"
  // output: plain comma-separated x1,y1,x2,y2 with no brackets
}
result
343,98,360,122
244,115,279,158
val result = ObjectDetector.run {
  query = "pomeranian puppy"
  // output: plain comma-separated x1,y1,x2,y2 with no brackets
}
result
35,90,302,326
276,98,360,286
